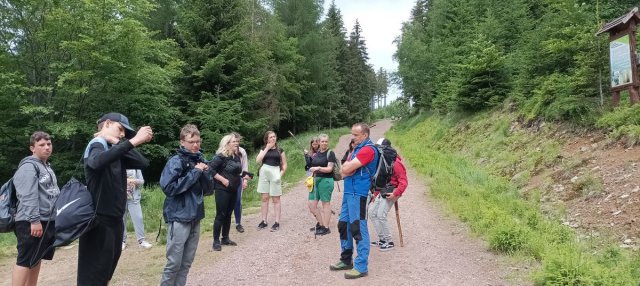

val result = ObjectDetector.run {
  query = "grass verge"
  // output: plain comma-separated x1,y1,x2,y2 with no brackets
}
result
388,112,640,285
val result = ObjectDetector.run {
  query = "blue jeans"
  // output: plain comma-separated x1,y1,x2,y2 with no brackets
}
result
338,193,370,273
233,183,243,225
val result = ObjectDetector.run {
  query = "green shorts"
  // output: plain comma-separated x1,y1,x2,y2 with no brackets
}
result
309,177,334,202
257,164,282,196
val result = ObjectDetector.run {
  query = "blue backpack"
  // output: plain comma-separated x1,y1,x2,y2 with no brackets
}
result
0,160,40,233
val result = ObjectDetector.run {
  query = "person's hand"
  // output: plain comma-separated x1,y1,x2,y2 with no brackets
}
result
31,222,43,238
221,178,229,187
95,133,120,145
194,162,207,171
266,141,275,150
242,179,248,190
130,126,153,147
304,149,309,155
280,170,285,177
385,193,398,201
310,167,317,173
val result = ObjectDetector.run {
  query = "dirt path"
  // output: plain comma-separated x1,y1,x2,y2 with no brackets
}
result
0,120,518,285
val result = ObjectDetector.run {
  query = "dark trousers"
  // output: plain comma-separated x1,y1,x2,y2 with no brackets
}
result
77,215,124,286
213,189,237,242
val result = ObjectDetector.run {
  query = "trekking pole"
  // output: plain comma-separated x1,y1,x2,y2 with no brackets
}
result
287,130,306,153
394,201,404,247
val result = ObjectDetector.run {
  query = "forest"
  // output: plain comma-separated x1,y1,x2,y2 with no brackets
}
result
0,0,393,182
396,0,639,123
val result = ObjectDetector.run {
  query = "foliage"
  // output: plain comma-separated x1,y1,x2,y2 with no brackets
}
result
394,0,621,125
388,112,640,285
0,0,385,182
370,99,413,121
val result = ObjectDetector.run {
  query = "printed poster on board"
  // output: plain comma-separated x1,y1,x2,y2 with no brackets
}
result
610,35,633,87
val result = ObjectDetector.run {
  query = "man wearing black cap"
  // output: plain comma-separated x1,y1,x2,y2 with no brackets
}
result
78,112,153,285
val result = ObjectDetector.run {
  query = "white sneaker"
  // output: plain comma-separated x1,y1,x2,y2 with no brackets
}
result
122,242,127,251
139,240,152,249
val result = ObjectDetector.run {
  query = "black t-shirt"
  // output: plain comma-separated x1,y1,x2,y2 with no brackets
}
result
262,147,283,167
310,150,336,178
210,154,242,191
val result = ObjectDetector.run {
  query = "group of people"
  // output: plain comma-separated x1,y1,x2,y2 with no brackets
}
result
9,113,406,285
9,113,155,286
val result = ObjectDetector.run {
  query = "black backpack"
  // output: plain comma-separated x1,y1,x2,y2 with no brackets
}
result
0,160,40,233
52,137,108,247
369,144,397,192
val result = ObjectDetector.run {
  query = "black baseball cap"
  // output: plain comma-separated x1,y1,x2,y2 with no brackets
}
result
97,112,136,139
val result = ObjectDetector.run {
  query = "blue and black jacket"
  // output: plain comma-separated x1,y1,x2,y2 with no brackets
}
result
160,147,213,223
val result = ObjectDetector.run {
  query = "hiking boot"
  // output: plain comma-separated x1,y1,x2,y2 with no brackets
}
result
371,240,386,247
316,226,331,235
221,238,237,246
139,240,153,249
344,269,368,279
213,241,222,251
329,261,353,271
270,222,280,232
257,221,268,230
310,222,321,232
236,224,245,233
379,241,395,251
121,242,127,251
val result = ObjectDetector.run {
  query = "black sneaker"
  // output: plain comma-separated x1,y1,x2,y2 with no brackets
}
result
379,241,395,251
221,238,237,246
310,222,321,232
316,226,331,235
236,224,245,233
270,222,280,232
371,240,386,247
213,241,221,251
258,221,268,230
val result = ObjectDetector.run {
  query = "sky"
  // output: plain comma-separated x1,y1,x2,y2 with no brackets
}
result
323,0,416,104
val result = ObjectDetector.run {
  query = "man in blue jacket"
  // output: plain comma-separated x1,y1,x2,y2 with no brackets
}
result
159,124,212,286
329,123,379,279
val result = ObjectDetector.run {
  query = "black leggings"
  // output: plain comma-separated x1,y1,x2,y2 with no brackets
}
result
213,189,237,241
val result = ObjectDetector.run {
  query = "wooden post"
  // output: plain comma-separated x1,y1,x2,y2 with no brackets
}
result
631,86,640,104
613,90,621,106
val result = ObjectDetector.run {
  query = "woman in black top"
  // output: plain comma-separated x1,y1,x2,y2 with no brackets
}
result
304,137,320,176
307,134,336,235
209,134,243,251
341,138,356,164
256,131,287,231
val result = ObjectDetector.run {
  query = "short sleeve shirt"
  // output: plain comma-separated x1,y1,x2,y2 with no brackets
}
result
353,146,375,166
311,150,337,178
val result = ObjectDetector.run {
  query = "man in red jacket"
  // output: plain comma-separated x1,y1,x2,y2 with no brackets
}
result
368,138,408,251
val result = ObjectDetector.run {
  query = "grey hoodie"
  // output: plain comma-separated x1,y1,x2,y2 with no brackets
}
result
13,156,60,222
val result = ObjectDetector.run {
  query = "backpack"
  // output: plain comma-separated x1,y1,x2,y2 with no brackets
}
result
0,161,40,233
369,144,397,192
327,150,342,181
52,137,108,247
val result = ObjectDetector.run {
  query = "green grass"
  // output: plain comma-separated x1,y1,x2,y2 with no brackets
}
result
388,112,640,285
0,127,350,252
